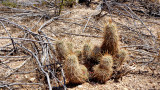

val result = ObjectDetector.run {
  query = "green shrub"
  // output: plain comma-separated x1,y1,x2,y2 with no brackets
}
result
2,0,17,8
58,0,76,15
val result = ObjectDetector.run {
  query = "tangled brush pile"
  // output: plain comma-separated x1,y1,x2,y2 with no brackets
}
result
55,19,128,84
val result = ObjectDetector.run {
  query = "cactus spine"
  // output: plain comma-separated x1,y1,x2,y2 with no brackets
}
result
55,41,69,60
100,20,119,56
113,49,128,70
64,54,89,84
74,50,83,62
66,42,74,54
82,43,92,60
82,44,101,71
90,46,102,62
92,54,113,83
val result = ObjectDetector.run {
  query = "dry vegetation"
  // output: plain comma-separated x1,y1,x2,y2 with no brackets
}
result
0,0,160,90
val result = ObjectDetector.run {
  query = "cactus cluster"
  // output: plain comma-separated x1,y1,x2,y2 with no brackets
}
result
55,19,128,84
55,41,89,84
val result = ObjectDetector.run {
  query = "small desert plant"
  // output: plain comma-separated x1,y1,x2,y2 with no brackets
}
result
2,0,17,8
63,0,76,7
57,0,76,15
100,19,119,56
56,20,129,84
33,1,48,7
64,54,89,84
146,0,160,3
92,54,113,83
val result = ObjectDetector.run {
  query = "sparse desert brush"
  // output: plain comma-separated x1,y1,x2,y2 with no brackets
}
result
92,54,113,83
113,49,128,70
64,54,89,84
157,32,160,58
157,31,160,41
58,0,76,15
64,0,76,7
101,19,119,56
2,0,17,8
149,0,160,3
33,1,48,7
158,50,160,59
